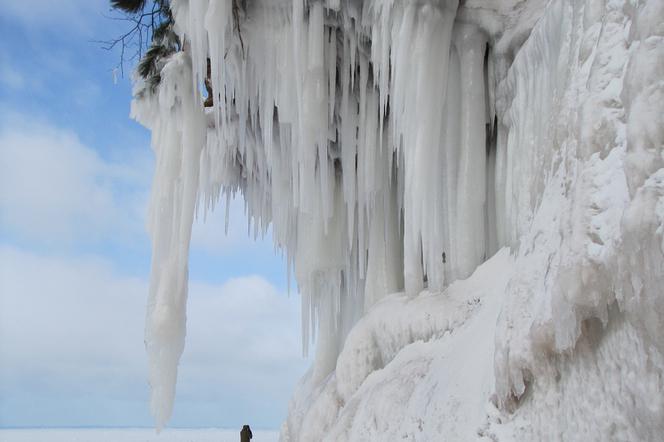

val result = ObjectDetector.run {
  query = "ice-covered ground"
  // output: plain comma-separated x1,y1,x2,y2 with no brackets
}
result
0,428,278,442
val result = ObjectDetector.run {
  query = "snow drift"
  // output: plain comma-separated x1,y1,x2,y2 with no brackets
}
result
131,0,664,439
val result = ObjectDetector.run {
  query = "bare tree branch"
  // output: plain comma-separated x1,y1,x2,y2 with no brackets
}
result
95,1,170,78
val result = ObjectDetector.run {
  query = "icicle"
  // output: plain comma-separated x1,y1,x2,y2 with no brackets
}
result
453,23,488,279
139,52,207,431
442,47,462,284
394,1,457,295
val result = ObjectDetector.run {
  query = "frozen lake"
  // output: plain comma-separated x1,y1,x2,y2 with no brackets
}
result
0,428,279,442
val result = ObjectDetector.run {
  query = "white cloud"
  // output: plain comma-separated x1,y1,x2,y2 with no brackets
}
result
185,276,304,383
0,115,151,245
0,112,278,257
0,245,308,427
0,247,148,381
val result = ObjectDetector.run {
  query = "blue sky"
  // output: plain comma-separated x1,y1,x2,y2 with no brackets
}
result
0,0,308,430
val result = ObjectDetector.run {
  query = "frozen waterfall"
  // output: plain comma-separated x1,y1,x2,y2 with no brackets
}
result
131,0,664,439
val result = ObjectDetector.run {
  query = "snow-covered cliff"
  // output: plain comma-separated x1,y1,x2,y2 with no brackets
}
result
132,0,664,439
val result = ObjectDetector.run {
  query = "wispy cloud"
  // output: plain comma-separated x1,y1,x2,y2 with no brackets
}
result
0,64,24,91
0,113,151,246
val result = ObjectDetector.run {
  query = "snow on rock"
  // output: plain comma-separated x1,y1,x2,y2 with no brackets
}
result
131,0,664,438
282,248,514,441
491,0,664,439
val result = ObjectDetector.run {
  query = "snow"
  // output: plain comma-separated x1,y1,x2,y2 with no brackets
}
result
282,248,514,441
0,428,278,442
131,0,664,438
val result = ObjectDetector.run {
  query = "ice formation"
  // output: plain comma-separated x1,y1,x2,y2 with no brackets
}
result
132,0,664,438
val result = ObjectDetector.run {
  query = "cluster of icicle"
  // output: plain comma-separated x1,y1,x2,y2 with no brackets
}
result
131,0,511,429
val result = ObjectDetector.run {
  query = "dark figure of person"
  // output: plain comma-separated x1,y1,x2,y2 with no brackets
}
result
240,424,253,442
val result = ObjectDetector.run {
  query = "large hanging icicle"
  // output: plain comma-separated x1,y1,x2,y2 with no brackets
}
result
453,23,488,279
131,53,207,430
397,1,457,296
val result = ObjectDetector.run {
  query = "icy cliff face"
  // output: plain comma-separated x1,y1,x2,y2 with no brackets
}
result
132,0,664,438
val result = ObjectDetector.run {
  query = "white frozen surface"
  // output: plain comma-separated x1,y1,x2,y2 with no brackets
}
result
282,249,515,441
0,428,278,442
132,0,664,438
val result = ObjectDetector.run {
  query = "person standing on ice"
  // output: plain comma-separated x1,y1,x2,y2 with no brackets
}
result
240,424,252,442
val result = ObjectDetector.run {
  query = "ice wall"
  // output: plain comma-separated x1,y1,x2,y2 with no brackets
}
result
132,0,664,438
490,0,664,438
